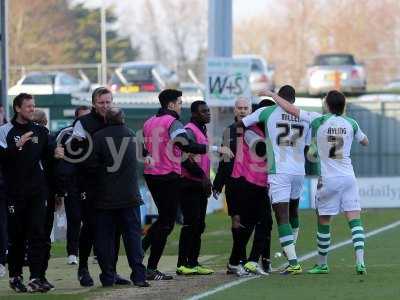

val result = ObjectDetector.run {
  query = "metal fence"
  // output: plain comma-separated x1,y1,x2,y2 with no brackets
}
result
348,100,400,177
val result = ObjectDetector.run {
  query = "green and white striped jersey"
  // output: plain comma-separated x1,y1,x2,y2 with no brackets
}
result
242,105,311,175
299,110,366,178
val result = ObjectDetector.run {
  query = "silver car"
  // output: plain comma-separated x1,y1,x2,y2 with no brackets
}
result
384,78,400,91
234,55,276,94
9,71,91,95
306,53,367,95
109,61,179,93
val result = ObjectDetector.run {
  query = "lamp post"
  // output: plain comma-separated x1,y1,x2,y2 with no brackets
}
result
207,0,232,139
101,4,107,85
0,0,8,117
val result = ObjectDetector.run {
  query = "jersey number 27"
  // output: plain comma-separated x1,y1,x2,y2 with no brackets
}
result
276,123,304,147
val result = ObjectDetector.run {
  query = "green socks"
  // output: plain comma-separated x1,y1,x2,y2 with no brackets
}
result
317,223,331,266
349,219,365,265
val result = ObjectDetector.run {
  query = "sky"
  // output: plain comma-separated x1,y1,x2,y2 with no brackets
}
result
233,0,268,21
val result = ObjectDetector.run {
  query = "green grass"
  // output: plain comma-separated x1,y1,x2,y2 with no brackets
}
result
0,295,87,300
164,208,400,270
206,224,400,300
1,208,400,299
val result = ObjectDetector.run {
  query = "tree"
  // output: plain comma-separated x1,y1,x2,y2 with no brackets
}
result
160,0,207,79
234,0,400,88
9,0,75,82
68,4,140,64
8,1,140,84
124,0,207,81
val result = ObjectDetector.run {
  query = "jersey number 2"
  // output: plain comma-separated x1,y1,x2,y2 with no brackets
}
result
328,135,344,159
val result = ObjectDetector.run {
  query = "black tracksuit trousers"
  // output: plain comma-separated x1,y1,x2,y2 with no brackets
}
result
0,195,7,265
95,207,146,286
79,190,121,273
7,193,47,279
143,174,180,270
78,191,96,271
41,193,55,278
177,178,208,268
228,178,273,265
64,186,81,256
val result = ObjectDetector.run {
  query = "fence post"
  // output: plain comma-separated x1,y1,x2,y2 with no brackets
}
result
97,64,102,85
377,101,385,175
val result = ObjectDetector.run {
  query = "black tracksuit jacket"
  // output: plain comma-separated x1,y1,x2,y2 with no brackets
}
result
70,109,107,192
0,119,53,206
212,122,239,193
91,124,142,210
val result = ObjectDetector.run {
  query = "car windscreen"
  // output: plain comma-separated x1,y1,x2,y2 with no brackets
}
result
22,74,55,85
251,59,265,72
314,55,356,66
120,66,153,83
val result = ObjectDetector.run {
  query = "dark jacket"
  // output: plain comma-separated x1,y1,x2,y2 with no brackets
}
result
0,119,53,204
75,108,106,136
0,167,5,202
0,120,6,199
212,122,241,193
54,126,79,196
70,109,107,191
92,124,141,210
42,132,60,195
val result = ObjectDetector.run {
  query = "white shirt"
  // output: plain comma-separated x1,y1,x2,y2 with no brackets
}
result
299,110,366,178
242,105,311,175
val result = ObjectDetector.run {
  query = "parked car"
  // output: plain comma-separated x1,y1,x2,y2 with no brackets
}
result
179,82,204,96
306,53,367,96
109,61,179,93
384,79,400,91
8,71,91,95
234,55,276,94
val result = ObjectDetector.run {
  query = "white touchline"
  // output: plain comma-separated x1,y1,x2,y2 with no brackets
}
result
187,220,400,300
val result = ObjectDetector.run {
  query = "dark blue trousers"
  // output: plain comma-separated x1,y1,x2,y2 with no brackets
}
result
64,188,81,256
95,206,145,286
0,196,7,265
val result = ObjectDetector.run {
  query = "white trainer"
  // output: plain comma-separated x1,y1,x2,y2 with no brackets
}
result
227,264,251,277
0,264,6,277
244,261,269,276
67,255,78,265
254,263,269,276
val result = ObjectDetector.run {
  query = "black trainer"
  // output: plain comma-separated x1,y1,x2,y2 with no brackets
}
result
133,281,150,287
27,278,49,293
115,274,131,285
9,276,27,293
41,277,55,291
146,269,173,281
78,268,94,287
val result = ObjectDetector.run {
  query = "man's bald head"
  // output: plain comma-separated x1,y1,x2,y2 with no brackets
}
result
234,97,251,121
32,109,48,126
105,107,125,125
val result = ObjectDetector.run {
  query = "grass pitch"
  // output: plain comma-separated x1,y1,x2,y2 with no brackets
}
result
0,209,399,300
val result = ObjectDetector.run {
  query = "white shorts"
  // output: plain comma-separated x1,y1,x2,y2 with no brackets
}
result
316,176,361,216
269,174,305,204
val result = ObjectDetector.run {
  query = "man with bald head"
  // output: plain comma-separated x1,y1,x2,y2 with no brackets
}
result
213,97,253,276
214,97,273,275
91,107,148,288
32,110,48,127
